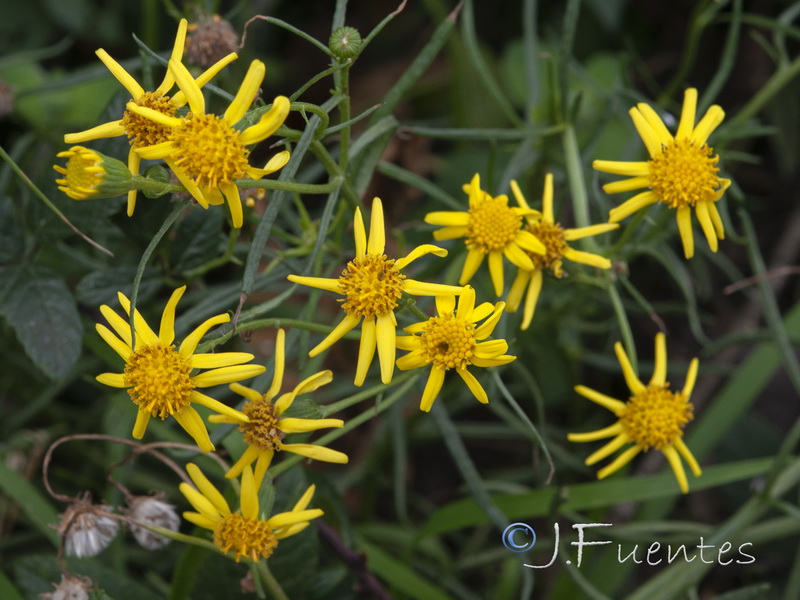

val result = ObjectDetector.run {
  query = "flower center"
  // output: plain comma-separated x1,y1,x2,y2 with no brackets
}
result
420,314,477,370
338,254,405,319
214,514,278,562
619,384,694,450
123,344,194,418
466,196,522,251
525,221,568,276
239,399,283,451
649,139,721,209
121,92,177,148
169,113,250,189
63,148,104,199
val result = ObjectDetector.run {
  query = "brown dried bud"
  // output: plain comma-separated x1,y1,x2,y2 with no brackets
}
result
55,495,119,558
125,494,180,550
187,15,239,69
39,573,94,600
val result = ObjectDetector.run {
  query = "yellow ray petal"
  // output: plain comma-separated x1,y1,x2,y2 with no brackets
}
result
173,52,239,107
488,251,504,296
562,248,611,270
675,88,698,141
509,180,530,211
186,463,231,516
420,367,445,412
253,450,274,487
541,173,554,223
182,511,217,530
179,314,229,357
596,446,640,480
474,339,508,358
602,176,650,195
190,391,249,422
433,226,468,241
132,408,150,439
95,324,132,361
96,372,127,388
674,437,702,477
220,181,243,229
264,328,287,400
126,148,140,216
504,242,534,271
353,206,367,258
116,292,159,346
229,382,263,403
470,354,516,367
676,206,695,259
695,200,718,252
292,485,316,512
516,230,545,254
240,466,259,520
457,368,488,404
279,443,349,463
224,60,266,125
691,105,725,146
682,357,700,397
174,407,215,452
435,294,456,315
567,422,624,443
96,49,144,98
278,418,343,433
239,96,291,144
169,58,204,114
354,318,377,386
614,342,645,394
191,364,265,388
179,484,222,521
401,279,463,297
225,445,261,479
608,191,658,223
367,198,386,255
637,102,673,145
286,274,342,293
474,302,506,339
191,352,255,369
574,385,627,415
309,313,360,357
505,269,530,312
459,248,484,284
165,157,209,208
292,369,333,398
629,106,663,157
456,285,476,319
708,196,726,239
563,223,619,241
425,211,470,226
158,286,186,345
125,102,182,128
376,313,396,384
247,150,291,178
592,160,651,177
650,332,667,386
520,269,543,331
395,335,420,351
396,350,428,370
663,445,689,493
394,244,448,271
585,433,630,466
64,121,125,144
267,509,323,530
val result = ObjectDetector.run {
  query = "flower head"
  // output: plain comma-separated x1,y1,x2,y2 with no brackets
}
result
125,494,181,550
396,286,515,411
288,197,463,386
424,173,546,296
505,174,618,330
568,333,702,493
64,19,237,216
53,146,133,201
56,494,119,558
180,463,323,562
95,286,264,452
209,328,348,486
127,59,290,228
593,88,730,259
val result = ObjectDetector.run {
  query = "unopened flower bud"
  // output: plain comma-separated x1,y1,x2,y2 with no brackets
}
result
125,494,180,550
55,495,119,558
329,26,362,60
53,146,132,201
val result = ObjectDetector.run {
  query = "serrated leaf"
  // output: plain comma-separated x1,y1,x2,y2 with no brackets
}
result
76,265,160,308
0,265,82,379
169,206,225,273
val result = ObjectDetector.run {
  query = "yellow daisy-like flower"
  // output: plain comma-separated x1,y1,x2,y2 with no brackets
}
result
64,18,237,217
126,58,291,228
209,329,348,487
95,286,265,452
53,146,132,201
424,173,546,296
568,333,702,493
287,197,463,387
395,285,515,412
505,174,619,330
593,88,731,259
180,463,322,562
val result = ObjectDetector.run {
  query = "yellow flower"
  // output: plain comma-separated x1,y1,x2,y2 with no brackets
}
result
424,173,545,296
396,285,515,411
209,329,348,486
126,59,290,228
568,333,702,493
53,146,132,201
505,174,619,330
64,18,237,217
180,463,322,562
288,197,463,387
95,286,264,452
593,88,731,259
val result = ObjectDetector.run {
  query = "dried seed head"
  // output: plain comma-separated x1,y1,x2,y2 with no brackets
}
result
125,494,180,550
186,15,239,69
55,495,119,558
39,573,93,600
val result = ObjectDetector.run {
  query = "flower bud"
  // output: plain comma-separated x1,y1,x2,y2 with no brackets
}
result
329,26,362,60
53,146,132,201
55,495,119,558
125,494,180,550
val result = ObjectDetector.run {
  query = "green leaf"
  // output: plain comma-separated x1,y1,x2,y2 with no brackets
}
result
0,196,23,265
168,206,226,273
76,265,160,308
0,265,82,379
360,539,451,600
0,569,25,600
0,460,60,545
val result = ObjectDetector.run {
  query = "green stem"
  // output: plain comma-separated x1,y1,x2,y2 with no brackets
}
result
606,277,637,371
322,372,416,416
338,62,352,172
255,561,290,600
727,53,800,132
195,317,358,353
235,177,342,195
562,124,591,231
309,140,364,211
131,175,184,196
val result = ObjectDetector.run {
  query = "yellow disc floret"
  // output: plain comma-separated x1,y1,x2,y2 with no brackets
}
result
649,139,721,209
338,254,405,319
169,113,251,189
526,221,569,276
239,399,283,451
619,384,694,451
466,196,522,252
121,92,177,148
420,315,477,371
214,514,278,562
123,344,194,418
